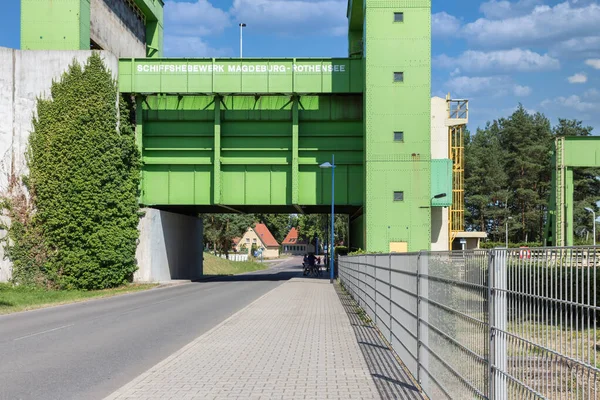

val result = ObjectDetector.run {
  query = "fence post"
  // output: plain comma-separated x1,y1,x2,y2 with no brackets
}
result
416,251,421,385
489,249,508,400
418,251,430,394
389,253,392,345
374,255,378,328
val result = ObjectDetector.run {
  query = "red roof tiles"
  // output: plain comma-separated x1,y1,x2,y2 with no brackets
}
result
254,223,279,248
282,227,308,245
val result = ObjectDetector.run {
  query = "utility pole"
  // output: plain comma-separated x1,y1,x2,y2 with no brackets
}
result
239,23,246,58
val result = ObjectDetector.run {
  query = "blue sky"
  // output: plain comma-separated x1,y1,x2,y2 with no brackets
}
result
1,0,599,132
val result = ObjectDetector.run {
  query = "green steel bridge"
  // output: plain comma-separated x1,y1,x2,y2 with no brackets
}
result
21,0,447,253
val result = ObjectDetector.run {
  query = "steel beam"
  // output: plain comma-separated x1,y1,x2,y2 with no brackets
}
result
292,95,299,205
135,95,144,204
214,95,221,204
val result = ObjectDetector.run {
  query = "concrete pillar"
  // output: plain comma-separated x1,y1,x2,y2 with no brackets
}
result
135,208,204,282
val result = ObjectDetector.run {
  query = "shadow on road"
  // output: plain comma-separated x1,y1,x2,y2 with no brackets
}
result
193,263,306,283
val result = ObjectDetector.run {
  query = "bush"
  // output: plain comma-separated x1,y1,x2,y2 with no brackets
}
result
2,54,141,289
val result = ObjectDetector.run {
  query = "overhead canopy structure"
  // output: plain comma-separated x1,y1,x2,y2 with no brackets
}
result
546,136,600,246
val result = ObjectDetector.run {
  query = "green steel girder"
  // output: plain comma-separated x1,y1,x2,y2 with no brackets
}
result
546,136,600,246
138,94,365,209
118,58,364,94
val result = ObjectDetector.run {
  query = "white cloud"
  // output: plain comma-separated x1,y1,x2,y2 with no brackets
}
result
435,48,560,73
463,2,600,50
568,73,588,83
450,68,461,77
432,12,461,37
164,35,231,58
551,36,600,58
479,0,543,19
230,0,347,36
541,95,597,112
164,0,231,36
513,85,533,96
444,75,531,97
584,88,600,99
586,59,600,69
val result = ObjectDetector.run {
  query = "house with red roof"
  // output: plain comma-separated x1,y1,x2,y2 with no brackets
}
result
282,227,315,255
235,223,280,258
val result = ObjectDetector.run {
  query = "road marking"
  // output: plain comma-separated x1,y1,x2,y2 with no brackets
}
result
13,324,74,341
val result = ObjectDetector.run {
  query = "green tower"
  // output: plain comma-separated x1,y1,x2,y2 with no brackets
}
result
350,0,432,252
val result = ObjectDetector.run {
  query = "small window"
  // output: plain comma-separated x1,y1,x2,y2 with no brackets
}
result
394,191,404,201
246,238,250,242
394,12,404,22
394,131,404,142
394,72,404,82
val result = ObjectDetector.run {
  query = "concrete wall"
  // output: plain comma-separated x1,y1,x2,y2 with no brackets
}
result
90,0,146,58
0,48,119,282
431,97,448,159
0,48,119,190
431,97,450,251
431,207,449,251
135,209,204,282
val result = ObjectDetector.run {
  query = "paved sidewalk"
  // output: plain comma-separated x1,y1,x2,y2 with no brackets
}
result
105,278,380,400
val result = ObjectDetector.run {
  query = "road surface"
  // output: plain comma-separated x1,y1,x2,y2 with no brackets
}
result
0,256,302,400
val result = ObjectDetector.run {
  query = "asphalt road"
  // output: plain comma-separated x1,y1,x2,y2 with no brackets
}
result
0,256,302,400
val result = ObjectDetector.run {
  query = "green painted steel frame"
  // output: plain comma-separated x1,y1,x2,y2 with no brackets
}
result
546,136,600,246
137,94,365,211
119,58,364,94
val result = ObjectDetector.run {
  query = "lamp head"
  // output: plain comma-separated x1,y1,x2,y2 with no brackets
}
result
433,193,447,199
585,207,594,213
319,162,333,168
239,23,247,27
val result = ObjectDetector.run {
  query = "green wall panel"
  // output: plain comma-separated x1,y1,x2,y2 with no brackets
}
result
143,165,169,204
563,137,600,167
431,159,452,207
168,165,195,204
21,0,90,50
221,166,246,204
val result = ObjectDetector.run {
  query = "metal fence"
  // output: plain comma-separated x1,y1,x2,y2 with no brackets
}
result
338,247,600,399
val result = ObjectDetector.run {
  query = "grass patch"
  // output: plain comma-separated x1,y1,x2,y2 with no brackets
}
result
203,252,270,276
0,282,157,315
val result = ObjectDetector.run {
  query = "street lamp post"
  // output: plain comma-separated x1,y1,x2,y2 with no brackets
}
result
585,207,596,246
320,155,335,283
239,23,246,58
506,216,513,248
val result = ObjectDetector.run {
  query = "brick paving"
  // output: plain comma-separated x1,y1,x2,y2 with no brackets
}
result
105,278,380,400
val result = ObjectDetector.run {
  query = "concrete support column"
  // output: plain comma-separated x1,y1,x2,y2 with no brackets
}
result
135,208,204,282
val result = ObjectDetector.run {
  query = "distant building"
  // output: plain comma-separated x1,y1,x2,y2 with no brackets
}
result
282,227,315,255
236,223,280,258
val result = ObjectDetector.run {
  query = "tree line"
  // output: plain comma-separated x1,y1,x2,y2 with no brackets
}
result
202,213,349,255
465,105,599,244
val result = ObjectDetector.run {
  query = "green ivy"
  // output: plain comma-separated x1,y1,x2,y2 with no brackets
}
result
3,53,141,289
